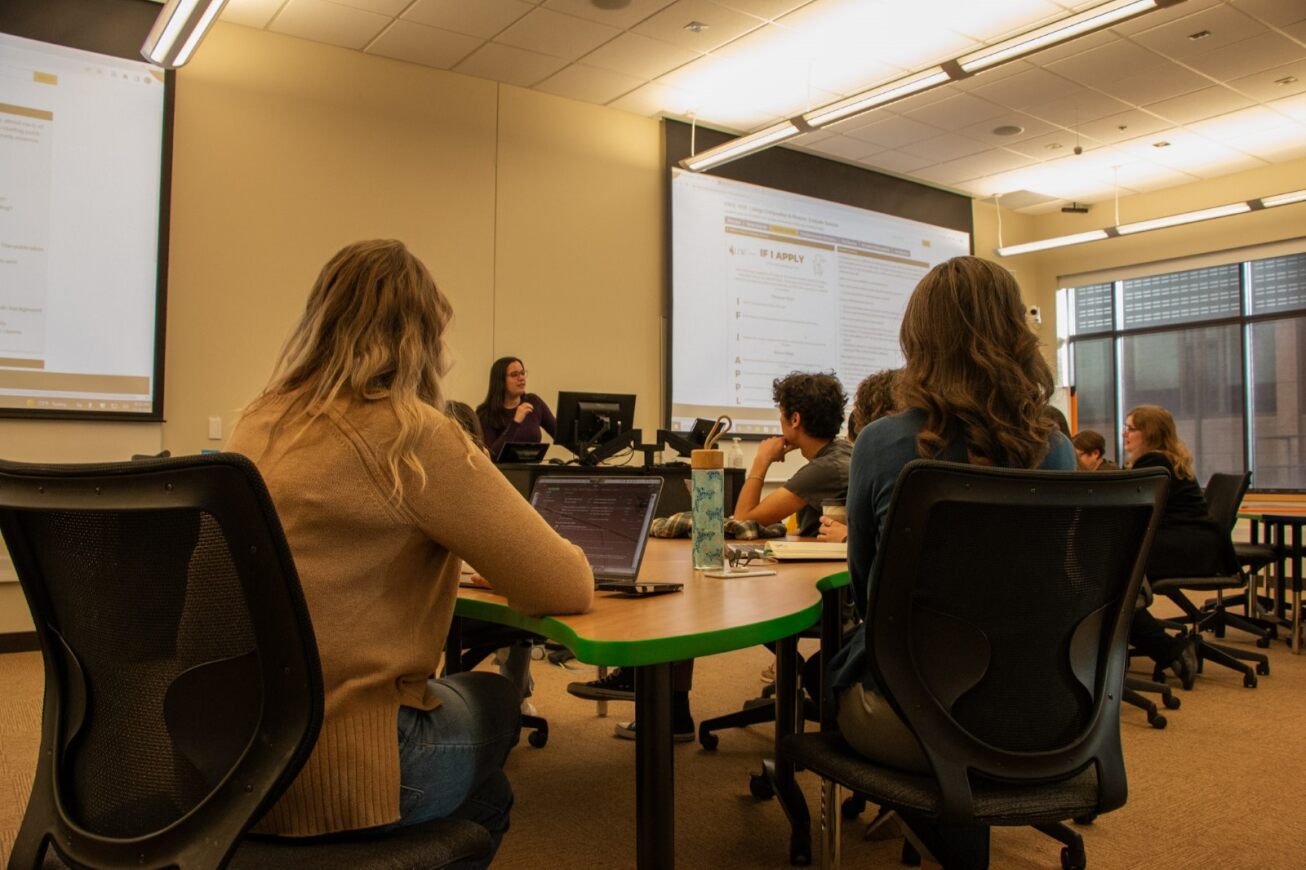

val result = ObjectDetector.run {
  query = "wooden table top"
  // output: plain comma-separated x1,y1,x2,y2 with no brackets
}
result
456,538,849,667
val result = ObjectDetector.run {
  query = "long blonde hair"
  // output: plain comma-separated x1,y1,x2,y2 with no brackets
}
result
897,256,1057,468
249,239,453,496
1127,405,1196,480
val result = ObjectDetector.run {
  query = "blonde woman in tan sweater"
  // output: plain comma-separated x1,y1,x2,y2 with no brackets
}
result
228,239,593,861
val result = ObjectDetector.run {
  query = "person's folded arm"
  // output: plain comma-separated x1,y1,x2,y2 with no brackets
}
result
406,415,593,616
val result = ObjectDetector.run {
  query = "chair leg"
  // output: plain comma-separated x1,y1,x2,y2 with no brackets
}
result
595,665,607,718
762,758,812,866
820,779,842,870
1034,822,1085,870
1121,685,1167,729
1195,638,1262,687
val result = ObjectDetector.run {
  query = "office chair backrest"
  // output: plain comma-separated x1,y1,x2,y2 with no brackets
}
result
0,453,323,869
1203,472,1250,534
865,461,1168,825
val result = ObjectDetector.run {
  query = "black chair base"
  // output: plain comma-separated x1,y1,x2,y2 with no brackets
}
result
1123,676,1179,729
1155,588,1270,687
229,817,494,869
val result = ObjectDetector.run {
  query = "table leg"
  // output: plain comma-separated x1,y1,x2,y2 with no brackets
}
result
635,663,674,870
1292,523,1302,655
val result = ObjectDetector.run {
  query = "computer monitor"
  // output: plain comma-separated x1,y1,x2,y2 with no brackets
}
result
555,391,637,464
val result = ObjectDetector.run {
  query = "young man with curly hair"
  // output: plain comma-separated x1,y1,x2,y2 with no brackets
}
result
732,371,851,537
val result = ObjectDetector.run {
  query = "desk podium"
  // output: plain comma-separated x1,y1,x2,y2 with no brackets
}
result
497,463,745,518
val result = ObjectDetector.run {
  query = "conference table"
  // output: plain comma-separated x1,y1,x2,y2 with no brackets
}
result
1238,507,1306,654
450,538,849,869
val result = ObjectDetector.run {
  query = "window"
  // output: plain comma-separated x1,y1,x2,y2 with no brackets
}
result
1062,251,1306,491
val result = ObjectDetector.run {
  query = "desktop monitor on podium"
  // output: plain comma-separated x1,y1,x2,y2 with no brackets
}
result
555,392,637,465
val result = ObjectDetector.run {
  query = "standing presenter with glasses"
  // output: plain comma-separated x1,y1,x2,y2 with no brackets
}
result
475,356,557,460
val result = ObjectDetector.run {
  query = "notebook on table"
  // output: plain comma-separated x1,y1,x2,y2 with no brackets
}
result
529,476,679,594
765,540,848,561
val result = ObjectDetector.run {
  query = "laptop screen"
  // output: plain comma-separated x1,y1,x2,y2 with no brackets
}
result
529,476,662,580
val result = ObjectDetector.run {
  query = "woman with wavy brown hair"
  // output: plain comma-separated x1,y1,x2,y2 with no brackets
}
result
229,240,592,861
828,256,1074,773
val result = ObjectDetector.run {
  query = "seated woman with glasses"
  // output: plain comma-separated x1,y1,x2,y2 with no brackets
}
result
1122,405,1233,686
228,240,592,863
475,356,556,459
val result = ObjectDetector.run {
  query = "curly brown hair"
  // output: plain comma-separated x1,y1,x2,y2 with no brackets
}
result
898,256,1057,467
772,372,847,441
849,369,900,440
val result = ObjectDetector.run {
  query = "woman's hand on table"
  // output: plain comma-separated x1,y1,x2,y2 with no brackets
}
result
817,516,848,543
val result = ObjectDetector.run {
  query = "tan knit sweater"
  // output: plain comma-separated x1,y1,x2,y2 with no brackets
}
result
227,395,593,836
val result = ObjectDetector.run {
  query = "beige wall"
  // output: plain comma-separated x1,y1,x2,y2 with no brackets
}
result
3,21,1304,633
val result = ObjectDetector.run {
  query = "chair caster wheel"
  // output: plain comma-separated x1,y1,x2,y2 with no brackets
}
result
789,836,811,866
1257,637,1271,648
1060,846,1087,870
749,772,774,801
1163,695,1181,710
1244,673,1258,688
1149,714,1167,729
1072,813,1097,825
528,729,548,748
1256,662,1270,675
699,729,719,751
841,795,866,820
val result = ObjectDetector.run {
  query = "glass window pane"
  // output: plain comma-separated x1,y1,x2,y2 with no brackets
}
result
1250,252,1306,315
1122,264,1240,329
1071,283,1113,335
1071,338,1118,463
1250,317,1306,490
1121,324,1244,484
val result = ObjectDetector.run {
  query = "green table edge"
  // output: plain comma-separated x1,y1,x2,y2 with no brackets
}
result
455,568,851,668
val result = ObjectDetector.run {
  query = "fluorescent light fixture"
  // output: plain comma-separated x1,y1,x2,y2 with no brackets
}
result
1116,202,1250,234
960,0,1162,73
141,0,230,69
1261,189,1306,207
680,121,801,171
996,187,1306,257
802,69,951,128
996,230,1111,257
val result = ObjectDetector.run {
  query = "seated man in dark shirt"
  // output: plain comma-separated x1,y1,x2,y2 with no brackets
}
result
567,372,851,740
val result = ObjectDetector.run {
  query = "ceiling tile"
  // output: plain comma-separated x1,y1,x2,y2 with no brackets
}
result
496,8,622,60
951,59,1034,92
1004,129,1095,159
454,41,569,86
1075,109,1173,145
632,0,766,53
1145,85,1254,124
1229,0,1306,28
1235,132,1306,162
716,0,810,20
792,128,836,146
403,0,534,40
536,63,646,103
901,92,1008,129
840,114,945,148
756,0,977,71
1091,60,1213,106
607,80,697,117
1022,87,1132,127
1041,38,1166,86
269,0,391,49
1182,31,1306,82
1011,27,1115,66
958,111,1057,146
220,0,285,29
581,32,700,79
913,148,1036,185
365,20,482,68
969,66,1086,109
1286,20,1306,41
862,149,935,175
1228,58,1306,101
1130,4,1267,59
935,0,1065,43
1106,0,1223,37
807,134,881,161
1269,92,1306,122
908,132,990,163
542,0,678,30
805,53,905,98
331,0,409,15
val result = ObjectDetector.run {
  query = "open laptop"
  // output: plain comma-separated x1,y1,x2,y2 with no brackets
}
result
529,476,679,594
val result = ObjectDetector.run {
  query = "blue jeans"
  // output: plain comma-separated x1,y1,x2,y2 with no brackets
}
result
393,671,521,866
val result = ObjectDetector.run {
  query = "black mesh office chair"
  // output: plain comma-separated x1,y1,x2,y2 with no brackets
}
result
769,462,1168,870
0,454,491,869
1149,472,1271,688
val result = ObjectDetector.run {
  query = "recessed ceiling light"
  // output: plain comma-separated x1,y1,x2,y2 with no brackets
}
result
1276,75,1299,86
992,124,1024,136
1044,142,1064,150
1153,140,1171,148
591,0,631,8
1188,29,1211,40
683,20,708,33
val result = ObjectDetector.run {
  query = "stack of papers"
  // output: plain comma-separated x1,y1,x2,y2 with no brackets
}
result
765,541,848,561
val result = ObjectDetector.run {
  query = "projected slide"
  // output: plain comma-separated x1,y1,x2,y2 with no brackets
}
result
671,170,969,435
0,32,165,416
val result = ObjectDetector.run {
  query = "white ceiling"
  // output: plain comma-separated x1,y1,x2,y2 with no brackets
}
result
215,0,1306,213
